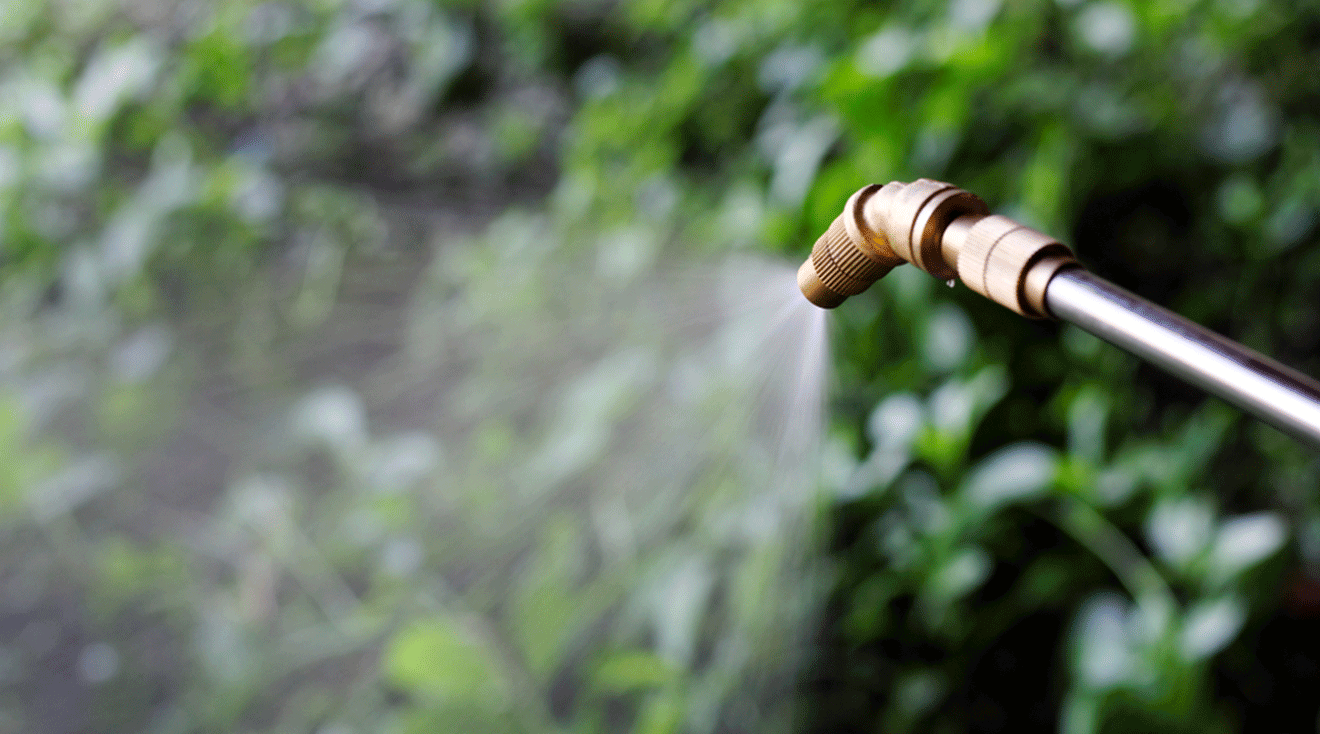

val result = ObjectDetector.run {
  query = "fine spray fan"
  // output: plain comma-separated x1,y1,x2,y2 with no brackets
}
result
798,179,1320,445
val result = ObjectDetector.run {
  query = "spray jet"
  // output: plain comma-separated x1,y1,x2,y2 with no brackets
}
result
798,179,1320,445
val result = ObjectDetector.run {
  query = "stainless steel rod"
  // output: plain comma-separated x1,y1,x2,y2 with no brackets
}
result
1045,269,1320,445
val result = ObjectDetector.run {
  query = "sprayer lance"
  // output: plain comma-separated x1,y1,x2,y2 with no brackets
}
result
799,179,1320,445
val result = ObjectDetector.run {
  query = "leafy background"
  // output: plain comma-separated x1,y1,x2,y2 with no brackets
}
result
1,0,1319,733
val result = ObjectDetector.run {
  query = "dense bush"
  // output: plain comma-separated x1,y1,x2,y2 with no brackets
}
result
0,1,1317,733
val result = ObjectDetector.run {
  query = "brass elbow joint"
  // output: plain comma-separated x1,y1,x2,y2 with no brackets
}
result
798,179,1079,318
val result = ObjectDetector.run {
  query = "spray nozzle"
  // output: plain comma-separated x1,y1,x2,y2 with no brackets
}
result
798,179,1077,318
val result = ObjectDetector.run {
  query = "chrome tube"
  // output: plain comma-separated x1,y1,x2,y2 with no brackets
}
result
1045,269,1320,445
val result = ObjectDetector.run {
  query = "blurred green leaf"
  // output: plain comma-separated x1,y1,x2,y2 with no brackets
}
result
385,617,509,706
591,650,676,694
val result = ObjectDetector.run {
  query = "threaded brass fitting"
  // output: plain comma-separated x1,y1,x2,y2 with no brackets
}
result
869,179,989,281
797,178,1079,318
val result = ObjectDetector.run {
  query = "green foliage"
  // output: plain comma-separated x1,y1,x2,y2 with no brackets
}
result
387,617,511,705
1,0,1318,732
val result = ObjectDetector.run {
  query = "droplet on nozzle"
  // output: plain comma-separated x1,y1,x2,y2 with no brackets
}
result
946,279,956,288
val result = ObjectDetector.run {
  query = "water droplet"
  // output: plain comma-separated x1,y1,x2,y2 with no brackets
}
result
945,279,956,288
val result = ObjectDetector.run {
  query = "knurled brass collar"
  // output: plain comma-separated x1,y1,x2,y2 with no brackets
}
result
956,214,1076,318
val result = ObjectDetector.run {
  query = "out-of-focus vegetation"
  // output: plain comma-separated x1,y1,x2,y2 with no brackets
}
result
2,0,1319,733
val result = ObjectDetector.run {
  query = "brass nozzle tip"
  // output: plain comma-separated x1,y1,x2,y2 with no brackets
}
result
797,257,847,309
796,186,903,309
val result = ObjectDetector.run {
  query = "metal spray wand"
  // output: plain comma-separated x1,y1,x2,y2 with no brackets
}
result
797,179,1320,445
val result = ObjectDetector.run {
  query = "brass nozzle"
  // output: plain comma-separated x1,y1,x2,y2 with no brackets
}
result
798,179,988,308
797,178,1079,318
798,185,903,309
